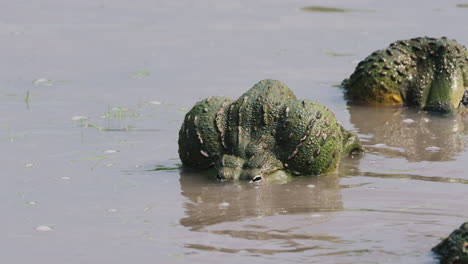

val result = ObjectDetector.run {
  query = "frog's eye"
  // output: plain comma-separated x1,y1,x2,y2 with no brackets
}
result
216,174,226,181
251,176,263,183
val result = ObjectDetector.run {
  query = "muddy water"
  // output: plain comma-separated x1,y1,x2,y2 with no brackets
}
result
1,0,467,263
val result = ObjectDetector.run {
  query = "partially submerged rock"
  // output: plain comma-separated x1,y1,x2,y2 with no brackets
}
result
178,79,362,181
343,37,468,114
432,222,468,264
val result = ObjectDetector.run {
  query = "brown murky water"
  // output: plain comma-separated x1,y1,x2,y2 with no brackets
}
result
1,0,467,263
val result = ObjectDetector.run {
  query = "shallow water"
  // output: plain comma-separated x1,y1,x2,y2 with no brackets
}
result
1,0,467,263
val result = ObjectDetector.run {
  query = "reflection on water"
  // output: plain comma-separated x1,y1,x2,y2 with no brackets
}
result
339,153,468,184
179,170,345,255
179,170,342,229
356,171,468,184
348,105,467,162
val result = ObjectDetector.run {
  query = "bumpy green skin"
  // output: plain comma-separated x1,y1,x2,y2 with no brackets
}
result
178,79,363,181
344,37,468,114
432,222,468,264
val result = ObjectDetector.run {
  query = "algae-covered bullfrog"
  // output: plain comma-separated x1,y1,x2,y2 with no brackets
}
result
432,222,468,264
343,37,468,114
178,79,362,181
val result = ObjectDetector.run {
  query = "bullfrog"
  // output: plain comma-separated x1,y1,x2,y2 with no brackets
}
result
178,79,362,181
432,222,468,264
343,37,468,114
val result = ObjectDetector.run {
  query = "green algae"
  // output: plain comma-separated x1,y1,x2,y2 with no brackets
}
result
75,155,109,161
324,50,355,57
132,70,150,79
24,89,30,110
301,6,349,13
146,164,182,172
301,6,374,13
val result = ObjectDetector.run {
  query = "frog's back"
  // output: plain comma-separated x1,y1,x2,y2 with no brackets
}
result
344,37,468,113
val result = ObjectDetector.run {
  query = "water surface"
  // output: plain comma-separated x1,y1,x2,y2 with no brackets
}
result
1,0,467,263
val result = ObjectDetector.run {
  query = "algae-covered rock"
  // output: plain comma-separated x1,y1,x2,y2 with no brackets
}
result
432,222,468,264
344,37,468,114
178,79,362,181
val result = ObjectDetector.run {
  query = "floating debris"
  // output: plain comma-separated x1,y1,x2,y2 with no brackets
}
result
83,123,105,131
33,78,54,86
36,225,53,232
374,143,387,148
104,149,119,154
307,184,315,188
33,78,69,86
60,176,71,180
402,118,415,124
107,208,118,213
309,214,323,218
425,146,441,152
24,163,33,168
111,107,129,112
71,116,89,121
